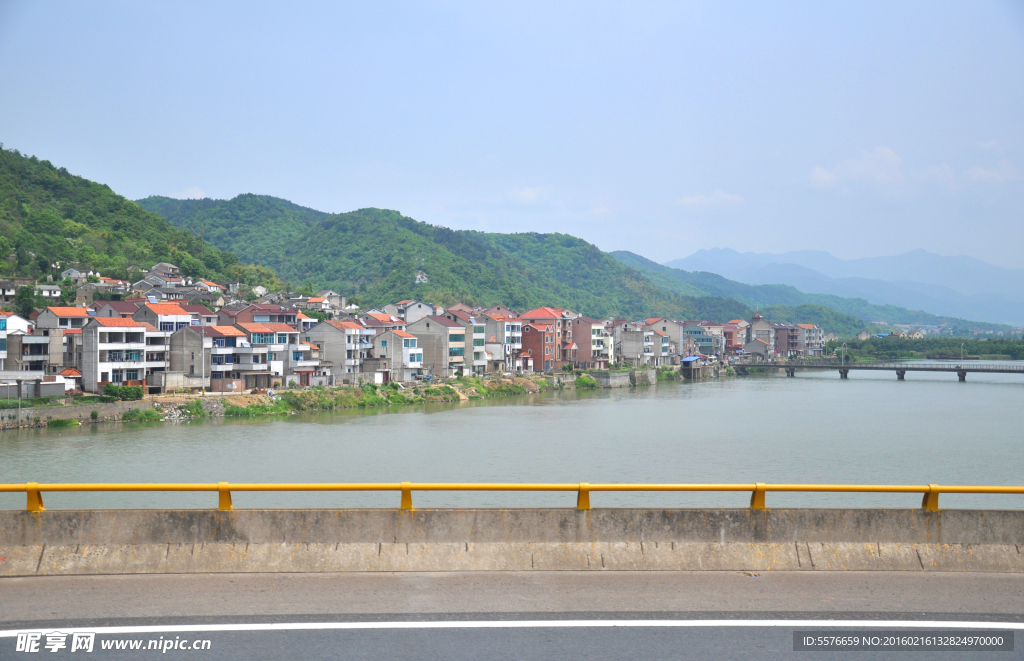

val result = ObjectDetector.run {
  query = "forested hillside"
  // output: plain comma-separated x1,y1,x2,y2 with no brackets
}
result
611,250,1004,331
139,195,751,320
0,147,277,287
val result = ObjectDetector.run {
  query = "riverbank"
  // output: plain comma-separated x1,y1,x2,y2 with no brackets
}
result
2,369,693,429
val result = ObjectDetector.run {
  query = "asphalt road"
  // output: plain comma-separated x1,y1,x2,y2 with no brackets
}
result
1,572,1022,660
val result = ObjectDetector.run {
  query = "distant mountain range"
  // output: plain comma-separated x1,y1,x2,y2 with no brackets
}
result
611,252,1004,330
665,248,1024,326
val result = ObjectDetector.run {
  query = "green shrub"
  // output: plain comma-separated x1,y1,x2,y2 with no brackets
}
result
575,374,599,388
48,418,79,428
122,407,162,422
180,399,206,418
90,410,99,420
103,382,120,397
119,385,144,401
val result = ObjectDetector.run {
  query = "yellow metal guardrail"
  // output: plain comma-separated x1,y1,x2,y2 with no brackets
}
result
2,482,1023,513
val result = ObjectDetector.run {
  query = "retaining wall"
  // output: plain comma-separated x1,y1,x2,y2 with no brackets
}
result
2,508,1021,576
588,372,632,388
0,400,156,428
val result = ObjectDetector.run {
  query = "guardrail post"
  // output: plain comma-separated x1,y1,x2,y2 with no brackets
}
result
750,483,766,510
400,482,413,510
217,482,233,511
576,482,590,510
922,484,940,511
26,482,44,512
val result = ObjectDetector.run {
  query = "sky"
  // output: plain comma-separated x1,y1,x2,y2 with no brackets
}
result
1,1,1023,267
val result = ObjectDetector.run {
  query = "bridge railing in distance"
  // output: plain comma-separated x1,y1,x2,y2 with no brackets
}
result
2,482,1023,513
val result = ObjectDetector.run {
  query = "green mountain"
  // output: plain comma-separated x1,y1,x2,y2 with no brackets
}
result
138,195,749,321
0,146,277,288
611,250,1005,331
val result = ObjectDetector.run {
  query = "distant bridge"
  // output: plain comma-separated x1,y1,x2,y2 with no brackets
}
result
738,360,1024,381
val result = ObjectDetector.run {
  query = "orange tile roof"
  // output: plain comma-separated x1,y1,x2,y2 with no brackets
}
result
391,329,415,339
237,322,274,333
142,303,190,315
307,297,325,303
263,323,297,333
326,320,366,331
365,312,402,323
63,328,83,335
521,307,565,319
728,319,744,324
208,325,247,337
46,306,91,317
797,324,817,329
397,299,414,305
93,317,143,327
59,367,82,376
296,312,312,319
645,317,663,325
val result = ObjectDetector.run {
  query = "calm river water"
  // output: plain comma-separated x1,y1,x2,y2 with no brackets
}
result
1,365,1022,510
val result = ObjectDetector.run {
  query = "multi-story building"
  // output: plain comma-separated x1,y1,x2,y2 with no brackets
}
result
81,318,147,392
7,329,65,374
360,312,408,337
391,300,433,323
796,324,825,356
773,324,800,357
0,312,31,370
191,325,271,391
236,322,323,386
682,322,718,356
406,315,466,377
745,312,775,346
642,318,683,356
34,306,93,331
181,304,218,326
218,304,299,327
570,316,612,369
519,307,577,368
371,329,424,382
520,322,555,372
484,314,523,372
442,310,487,375
609,321,662,366
132,303,194,332
94,301,141,319
304,320,375,379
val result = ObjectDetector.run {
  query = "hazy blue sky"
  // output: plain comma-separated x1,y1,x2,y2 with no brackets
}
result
1,1,1022,266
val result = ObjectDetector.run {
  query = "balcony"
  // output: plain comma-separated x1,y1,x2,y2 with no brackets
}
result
231,362,269,372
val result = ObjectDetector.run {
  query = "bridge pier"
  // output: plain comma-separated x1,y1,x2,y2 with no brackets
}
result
897,371,905,380
839,369,849,379
786,369,795,377
958,371,967,382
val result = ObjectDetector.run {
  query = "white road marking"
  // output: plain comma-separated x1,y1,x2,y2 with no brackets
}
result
1,620,1022,636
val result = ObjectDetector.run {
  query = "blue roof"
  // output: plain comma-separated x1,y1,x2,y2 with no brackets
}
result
681,356,700,362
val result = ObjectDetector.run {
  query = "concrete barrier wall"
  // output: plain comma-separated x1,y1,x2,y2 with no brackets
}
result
589,372,632,388
2,508,1022,576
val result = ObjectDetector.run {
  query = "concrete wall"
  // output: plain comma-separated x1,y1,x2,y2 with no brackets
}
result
2,508,1021,576
588,372,632,388
0,400,158,428
630,368,656,386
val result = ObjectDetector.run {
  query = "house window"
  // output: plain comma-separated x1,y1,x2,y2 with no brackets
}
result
448,347,464,357
125,369,139,381
111,369,123,383
159,322,175,331
450,334,465,343
0,319,6,331
292,351,302,361
276,334,289,344
381,340,387,348
473,326,484,334
473,339,484,346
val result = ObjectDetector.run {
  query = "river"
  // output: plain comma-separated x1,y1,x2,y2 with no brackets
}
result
1,365,1022,510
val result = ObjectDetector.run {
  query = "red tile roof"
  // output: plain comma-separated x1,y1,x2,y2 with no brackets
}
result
307,297,326,303
391,329,415,339
59,367,82,376
63,328,83,335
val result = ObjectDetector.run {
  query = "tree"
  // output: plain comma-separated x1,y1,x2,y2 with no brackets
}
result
14,286,36,319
